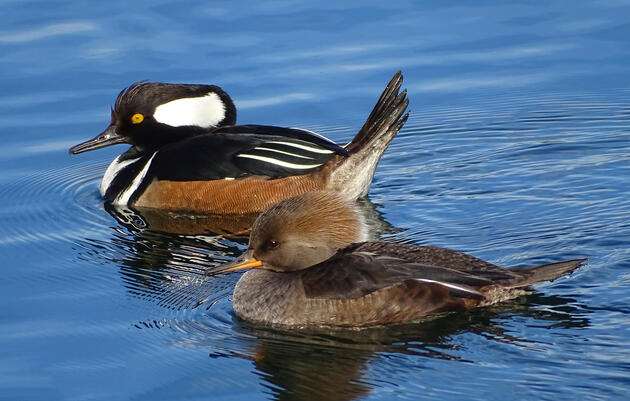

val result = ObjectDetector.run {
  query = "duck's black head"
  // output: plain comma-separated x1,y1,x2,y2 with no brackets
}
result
70,82,236,155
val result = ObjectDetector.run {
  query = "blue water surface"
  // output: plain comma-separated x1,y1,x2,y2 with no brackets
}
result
1,1,630,400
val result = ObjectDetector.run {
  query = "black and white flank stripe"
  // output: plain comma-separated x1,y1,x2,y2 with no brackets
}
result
236,139,334,170
225,125,346,176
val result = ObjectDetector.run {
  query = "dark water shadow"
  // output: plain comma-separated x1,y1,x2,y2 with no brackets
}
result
195,294,588,401
105,202,259,239
104,196,400,239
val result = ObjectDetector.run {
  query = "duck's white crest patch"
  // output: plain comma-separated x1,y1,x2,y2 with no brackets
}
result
266,141,334,154
153,92,225,128
100,155,142,197
236,154,323,169
115,152,157,205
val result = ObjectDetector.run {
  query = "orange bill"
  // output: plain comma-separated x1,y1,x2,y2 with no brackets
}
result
206,253,262,276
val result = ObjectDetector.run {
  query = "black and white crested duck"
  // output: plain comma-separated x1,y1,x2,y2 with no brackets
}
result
70,73,408,214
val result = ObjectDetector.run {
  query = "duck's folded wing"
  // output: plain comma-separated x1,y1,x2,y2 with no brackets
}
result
216,125,348,156
348,242,503,271
300,251,494,301
346,243,532,283
151,125,347,180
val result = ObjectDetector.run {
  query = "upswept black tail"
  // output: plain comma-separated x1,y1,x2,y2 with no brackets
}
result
328,71,409,198
345,71,409,153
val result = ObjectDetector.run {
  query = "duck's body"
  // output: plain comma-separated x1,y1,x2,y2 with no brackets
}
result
98,126,335,213
71,73,408,214
208,192,585,327
232,242,583,327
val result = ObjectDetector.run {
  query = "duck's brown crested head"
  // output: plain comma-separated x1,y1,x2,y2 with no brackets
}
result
217,191,367,274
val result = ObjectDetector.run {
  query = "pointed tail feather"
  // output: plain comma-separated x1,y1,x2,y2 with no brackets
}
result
506,258,587,288
345,70,407,153
327,71,409,199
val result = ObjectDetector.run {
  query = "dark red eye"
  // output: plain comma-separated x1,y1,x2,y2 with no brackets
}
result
266,239,279,250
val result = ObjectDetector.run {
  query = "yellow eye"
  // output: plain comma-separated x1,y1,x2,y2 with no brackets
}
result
131,113,144,124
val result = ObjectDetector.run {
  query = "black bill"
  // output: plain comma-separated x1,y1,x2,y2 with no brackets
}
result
69,125,126,154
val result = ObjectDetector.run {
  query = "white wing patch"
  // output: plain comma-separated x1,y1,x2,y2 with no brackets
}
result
253,146,314,160
266,141,334,154
414,278,483,298
153,92,225,128
288,127,339,145
236,154,323,169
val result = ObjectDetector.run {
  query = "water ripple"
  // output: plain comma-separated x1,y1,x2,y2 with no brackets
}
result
2,85,630,401
0,160,108,247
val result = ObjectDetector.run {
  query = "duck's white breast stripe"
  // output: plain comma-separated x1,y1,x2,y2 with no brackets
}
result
236,154,323,169
253,146,314,160
414,279,482,297
115,152,157,205
266,141,334,154
100,155,142,197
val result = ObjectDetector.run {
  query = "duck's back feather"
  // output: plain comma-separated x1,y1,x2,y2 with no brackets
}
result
150,125,347,181
299,247,492,301
299,242,586,303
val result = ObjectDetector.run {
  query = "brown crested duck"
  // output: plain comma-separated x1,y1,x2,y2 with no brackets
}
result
207,191,585,327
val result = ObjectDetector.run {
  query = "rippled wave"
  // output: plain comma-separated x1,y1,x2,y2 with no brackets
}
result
2,87,629,401
0,160,107,247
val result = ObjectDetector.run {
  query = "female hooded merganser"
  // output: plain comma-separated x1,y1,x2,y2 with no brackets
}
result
70,72,408,214
207,191,586,327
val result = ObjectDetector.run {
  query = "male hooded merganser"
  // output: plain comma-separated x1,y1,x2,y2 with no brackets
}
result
207,191,586,327
70,72,409,214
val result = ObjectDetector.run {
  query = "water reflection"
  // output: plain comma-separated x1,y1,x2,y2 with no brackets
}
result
104,196,398,239
142,294,586,401
106,202,257,239
229,297,588,401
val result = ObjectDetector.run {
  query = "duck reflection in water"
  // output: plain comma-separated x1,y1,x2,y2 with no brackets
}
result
160,294,587,401
237,299,587,401
104,201,259,239
104,194,399,240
